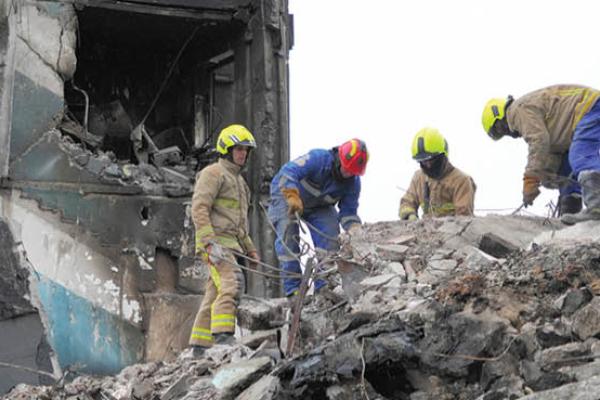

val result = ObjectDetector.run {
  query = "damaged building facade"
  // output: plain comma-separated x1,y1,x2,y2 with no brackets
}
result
0,0,291,392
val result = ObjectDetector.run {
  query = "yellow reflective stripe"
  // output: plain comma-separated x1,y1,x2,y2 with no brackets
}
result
197,226,215,237
573,92,600,129
196,227,215,252
213,314,235,321
212,314,235,328
191,327,213,341
400,206,416,216
211,321,235,328
191,329,213,341
557,88,587,96
213,235,239,249
421,203,455,214
214,197,240,209
210,265,221,291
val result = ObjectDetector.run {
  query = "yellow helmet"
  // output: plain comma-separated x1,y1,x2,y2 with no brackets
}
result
411,127,448,161
481,97,508,139
216,124,257,155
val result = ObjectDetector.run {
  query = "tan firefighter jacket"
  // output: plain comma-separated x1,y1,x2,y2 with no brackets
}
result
507,84,600,187
192,158,256,255
399,162,476,218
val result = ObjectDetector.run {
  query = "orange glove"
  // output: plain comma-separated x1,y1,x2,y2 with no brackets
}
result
522,175,541,206
247,250,260,270
281,188,303,216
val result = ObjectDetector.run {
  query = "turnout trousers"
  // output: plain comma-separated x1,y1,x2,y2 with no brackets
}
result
189,249,245,348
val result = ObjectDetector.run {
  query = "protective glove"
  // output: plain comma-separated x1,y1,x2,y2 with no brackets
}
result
247,250,260,270
522,175,541,206
206,243,225,264
400,207,418,221
281,188,303,216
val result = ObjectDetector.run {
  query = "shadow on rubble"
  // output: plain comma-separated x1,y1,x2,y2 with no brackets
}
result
275,316,420,399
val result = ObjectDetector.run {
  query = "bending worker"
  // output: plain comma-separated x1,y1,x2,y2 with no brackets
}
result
399,127,476,220
482,84,600,223
267,139,368,297
188,124,259,356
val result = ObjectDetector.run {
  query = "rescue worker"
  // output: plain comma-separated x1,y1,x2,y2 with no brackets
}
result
267,139,368,297
482,84,600,224
399,127,476,220
188,124,259,356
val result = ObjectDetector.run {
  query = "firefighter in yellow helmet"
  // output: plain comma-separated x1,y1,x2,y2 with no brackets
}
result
188,124,259,356
481,85,600,224
399,127,476,220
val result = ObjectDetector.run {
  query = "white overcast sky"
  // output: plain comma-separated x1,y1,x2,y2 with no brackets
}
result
287,0,600,223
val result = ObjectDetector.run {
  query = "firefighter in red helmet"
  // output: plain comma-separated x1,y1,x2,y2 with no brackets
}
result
267,139,368,297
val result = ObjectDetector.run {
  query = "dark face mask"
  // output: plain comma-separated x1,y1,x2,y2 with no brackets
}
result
420,154,448,179
490,118,520,140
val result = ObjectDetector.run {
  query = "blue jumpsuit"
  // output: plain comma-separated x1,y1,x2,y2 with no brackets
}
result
267,149,362,296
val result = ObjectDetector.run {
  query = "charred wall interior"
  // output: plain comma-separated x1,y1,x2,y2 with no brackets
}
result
0,0,291,388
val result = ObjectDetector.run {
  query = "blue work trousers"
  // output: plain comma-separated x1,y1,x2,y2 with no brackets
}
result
268,197,340,296
569,100,600,178
558,152,581,197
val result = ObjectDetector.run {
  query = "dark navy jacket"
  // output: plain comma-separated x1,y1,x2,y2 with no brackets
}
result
269,149,361,230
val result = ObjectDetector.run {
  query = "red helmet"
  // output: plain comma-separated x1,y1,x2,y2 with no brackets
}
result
338,139,369,176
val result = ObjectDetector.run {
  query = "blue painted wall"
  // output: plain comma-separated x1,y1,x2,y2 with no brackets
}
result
36,275,144,375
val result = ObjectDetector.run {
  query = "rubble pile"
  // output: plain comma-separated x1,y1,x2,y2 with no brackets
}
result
5,216,600,400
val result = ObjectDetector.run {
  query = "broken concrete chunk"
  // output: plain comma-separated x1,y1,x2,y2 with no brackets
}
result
536,321,573,349
240,330,279,350
572,296,600,340
236,375,281,400
553,288,593,316
559,360,600,382
458,245,497,271
418,259,458,286
161,373,195,400
132,380,153,399
384,234,416,245
237,297,286,331
383,261,407,280
211,356,272,400
479,232,519,258
419,311,509,377
375,244,409,261
360,273,397,287
520,359,570,392
519,374,600,400
536,342,591,371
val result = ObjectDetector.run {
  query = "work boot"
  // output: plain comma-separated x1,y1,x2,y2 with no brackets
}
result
191,345,207,358
213,332,236,345
562,171,600,225
558,194,582,216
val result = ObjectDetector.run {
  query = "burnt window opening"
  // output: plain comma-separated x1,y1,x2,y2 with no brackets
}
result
63,6,244,168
